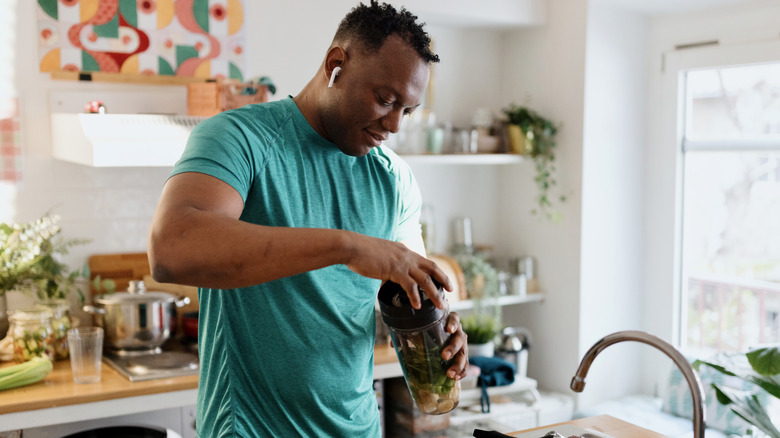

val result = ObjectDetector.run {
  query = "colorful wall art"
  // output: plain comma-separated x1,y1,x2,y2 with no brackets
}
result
0,98,22,183
37,0,247,81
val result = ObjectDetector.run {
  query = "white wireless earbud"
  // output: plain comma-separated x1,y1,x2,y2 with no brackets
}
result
328,66,342,88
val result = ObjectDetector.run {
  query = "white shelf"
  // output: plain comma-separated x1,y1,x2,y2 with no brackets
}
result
400,153,525,165
459,376,539,405
450,293,545,311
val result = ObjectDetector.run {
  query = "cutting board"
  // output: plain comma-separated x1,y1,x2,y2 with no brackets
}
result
88,252,199,313
88,252,152,295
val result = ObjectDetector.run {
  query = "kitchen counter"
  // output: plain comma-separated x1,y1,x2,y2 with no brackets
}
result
0,344,402,431
510,415,668,437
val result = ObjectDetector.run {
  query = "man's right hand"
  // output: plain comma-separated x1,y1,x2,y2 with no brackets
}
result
344,233,452,309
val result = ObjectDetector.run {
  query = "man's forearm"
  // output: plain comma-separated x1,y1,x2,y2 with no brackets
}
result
148,207,353,289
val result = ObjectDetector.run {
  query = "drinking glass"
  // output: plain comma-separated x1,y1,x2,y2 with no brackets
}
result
67,327,104,384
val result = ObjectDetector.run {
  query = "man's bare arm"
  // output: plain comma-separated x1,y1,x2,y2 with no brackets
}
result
148,172,450,308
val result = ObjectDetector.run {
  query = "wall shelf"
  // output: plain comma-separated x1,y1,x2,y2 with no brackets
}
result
458,376,540,406
401,154,525,165
450,293,545,311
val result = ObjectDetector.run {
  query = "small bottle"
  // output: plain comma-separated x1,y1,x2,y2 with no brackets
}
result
9,307,56,363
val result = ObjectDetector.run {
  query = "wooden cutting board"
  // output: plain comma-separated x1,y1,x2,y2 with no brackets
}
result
88,252,152,295
88,252,199,312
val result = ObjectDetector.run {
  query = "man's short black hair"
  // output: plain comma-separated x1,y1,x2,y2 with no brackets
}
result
334,1,440,63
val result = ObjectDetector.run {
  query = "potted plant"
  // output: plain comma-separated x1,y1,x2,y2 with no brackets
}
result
462,313,500,357
695,347,780,437
502,103,565,222
454,252,502,357
0,213,87,337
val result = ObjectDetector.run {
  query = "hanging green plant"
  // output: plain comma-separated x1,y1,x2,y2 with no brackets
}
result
502,103,565,222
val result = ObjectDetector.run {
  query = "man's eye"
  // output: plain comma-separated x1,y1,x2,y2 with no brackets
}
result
378,95,394,106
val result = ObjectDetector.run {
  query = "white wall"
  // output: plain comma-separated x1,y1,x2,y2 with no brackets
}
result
576,0,647,406
3,1,524,271
495,0,588,397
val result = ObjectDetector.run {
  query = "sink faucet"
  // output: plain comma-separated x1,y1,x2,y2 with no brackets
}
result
570,330,706,438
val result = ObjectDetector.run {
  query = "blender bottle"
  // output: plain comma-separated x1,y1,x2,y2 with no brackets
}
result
377,281,460,414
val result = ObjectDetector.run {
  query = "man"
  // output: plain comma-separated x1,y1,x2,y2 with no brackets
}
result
148,1,468,436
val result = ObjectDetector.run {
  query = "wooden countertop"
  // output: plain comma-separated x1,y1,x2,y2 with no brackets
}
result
0,344,401,415
511,415,668,437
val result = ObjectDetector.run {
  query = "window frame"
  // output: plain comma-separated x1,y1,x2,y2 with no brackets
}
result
662,40,780,350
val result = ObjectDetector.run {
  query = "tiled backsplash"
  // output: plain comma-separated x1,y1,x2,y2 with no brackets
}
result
11,155,173,270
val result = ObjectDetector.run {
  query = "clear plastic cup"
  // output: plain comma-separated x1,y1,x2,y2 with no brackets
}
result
67,327,104,384
378,281,460,414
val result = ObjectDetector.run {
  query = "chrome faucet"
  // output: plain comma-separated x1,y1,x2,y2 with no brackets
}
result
570,330,706,438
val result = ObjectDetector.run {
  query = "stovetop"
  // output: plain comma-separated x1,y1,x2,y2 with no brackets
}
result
103,337,199,382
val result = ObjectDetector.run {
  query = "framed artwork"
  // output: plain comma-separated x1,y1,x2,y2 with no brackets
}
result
37,0,247,82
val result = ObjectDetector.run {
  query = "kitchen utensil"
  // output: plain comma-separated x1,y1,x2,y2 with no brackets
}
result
377,280,460,415
88,252,153,296
428,254,468,302
496,326,532,378
181,311,198,340
510,424,615,438
83,281,190,352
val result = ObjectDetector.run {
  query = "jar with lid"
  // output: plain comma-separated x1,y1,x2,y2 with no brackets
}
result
377,281,460,415
36,298,72,360
8,307,56,363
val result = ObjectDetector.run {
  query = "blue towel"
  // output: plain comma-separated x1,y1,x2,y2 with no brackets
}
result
471,356,516,387
470,356,516,413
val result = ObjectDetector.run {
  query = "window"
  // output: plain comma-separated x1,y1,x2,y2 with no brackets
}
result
680,61,780,356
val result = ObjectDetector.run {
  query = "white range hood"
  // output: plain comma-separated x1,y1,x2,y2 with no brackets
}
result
51,113,206,167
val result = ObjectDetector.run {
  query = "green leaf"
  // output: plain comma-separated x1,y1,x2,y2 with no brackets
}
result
747,347,780,376
712,384,780,438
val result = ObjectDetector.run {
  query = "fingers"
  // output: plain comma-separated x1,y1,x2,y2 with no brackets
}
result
447,349,469,380
443,312,468,380
411,269,445,310
445,312,461,334
409,257,453,309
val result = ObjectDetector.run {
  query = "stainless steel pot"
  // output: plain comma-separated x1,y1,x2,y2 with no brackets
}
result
83,280,190,352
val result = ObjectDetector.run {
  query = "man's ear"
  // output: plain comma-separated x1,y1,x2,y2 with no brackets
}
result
324,46,347,85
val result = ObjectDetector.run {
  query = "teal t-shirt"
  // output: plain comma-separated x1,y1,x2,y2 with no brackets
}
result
171,98,422,437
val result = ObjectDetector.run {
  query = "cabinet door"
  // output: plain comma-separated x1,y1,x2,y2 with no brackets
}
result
21,407,183,438
180,405,197,438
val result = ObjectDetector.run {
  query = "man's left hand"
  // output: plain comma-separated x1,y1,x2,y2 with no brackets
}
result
442,311,468,380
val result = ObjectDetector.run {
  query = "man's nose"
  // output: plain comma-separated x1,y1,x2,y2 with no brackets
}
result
382,109,405,134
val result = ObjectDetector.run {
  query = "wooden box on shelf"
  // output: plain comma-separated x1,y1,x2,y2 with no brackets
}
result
187,81,269,117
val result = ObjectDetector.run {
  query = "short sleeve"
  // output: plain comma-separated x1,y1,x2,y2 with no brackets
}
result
171,110,264,203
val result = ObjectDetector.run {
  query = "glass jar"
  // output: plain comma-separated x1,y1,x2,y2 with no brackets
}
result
36,298,72,360
9,307,56,363
378,281,460,415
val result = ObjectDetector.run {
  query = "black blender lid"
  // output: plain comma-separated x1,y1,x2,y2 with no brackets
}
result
377,280,446,330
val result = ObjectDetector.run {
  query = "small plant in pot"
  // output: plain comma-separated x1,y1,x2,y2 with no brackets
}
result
462,313,500,358
502,103,564,223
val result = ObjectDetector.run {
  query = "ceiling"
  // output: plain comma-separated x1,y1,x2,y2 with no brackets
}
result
597,0,758,16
